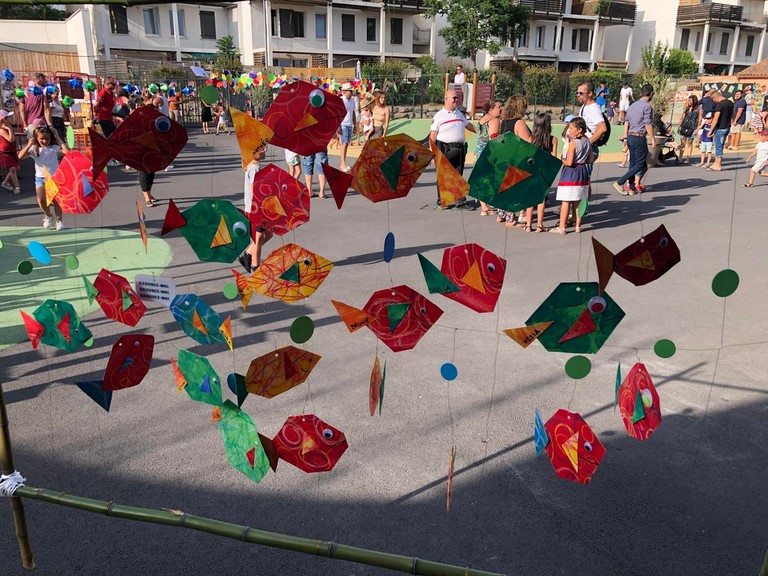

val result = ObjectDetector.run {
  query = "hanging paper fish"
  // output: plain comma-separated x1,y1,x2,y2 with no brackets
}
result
170,294,232,348
468,133,562,213
93,269,147,327
102,334,154,391
218,400,271,484
350,134,434,202
20,299,92,352
232,243,333,305
249,164,310,235
592,225,681,293
272,414,348,473
176,349,224,406
439,243,507,313
362,285,443,352
90,106,188,176
542,409,606,485
617,362,662,440
45,151,109,213
162,198,252,264
430,141,469,208
525,282,625,354
239,345,321,399
262,80,346,156
231,107,273,168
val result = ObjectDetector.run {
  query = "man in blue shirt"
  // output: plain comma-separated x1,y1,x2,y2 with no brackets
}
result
595,80,609,113
612,84,655,195
729,89,747,151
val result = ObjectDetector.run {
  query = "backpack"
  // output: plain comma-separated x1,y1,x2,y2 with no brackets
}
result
581,105,611,146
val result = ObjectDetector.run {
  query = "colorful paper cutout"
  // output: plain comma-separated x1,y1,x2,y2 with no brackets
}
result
75,381,112,412
446,446,456,512
177,349,223,407
20,300,92,352
171,357,187,392
231,107,273,168
592,225,681,293
244,345,321,399
503,321,553,348
418,253,461,295
45,151,109,213
262,80,346,156
534,409,549,457
331,300,372,332
440,243,506,313
102,335,154,391
161,198,185,236
618,363,662,440
90,106,188,175
137,199,148,253
322,163,353,209
272,414,349,473
543,409,606,485
468,133,562,213
93,269,146,327
249,164,310,235
430,141,469,207
227,372,248,408
383,232,395,263
170,294,230,347
558,309,597,343
362,285,443,352
218,400,270,484
27,241,51,265
244,243,334,303
350,135,434,202
369,355,385,416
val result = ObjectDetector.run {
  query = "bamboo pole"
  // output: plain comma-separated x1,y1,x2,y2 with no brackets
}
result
761,546,768,576
471,71,478,118
0,382,35,569
15,486,502,576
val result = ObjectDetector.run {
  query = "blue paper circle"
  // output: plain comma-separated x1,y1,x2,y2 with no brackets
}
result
383,232,395,263
27,241,51,265
440,362,458,381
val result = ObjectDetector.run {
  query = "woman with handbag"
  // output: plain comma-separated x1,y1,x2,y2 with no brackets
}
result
679,95,700,164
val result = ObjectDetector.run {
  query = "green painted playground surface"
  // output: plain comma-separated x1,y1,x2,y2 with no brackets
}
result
0,227,172,350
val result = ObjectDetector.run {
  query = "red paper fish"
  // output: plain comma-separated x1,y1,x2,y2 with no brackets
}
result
272,414,348,473
102,334,154,391
440,244,507,313
90,106,188,175
618,362,662,440
593,225,681,293
363,285,443,352
543,409,606,485
249,163,310,235
93,269,146,327
244,345,321,399
262,80,345,156
45,151,109,213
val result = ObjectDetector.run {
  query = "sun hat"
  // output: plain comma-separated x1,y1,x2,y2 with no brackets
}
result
341,82,353,91
0,110,12,120
705,112,713,119
564,114,575,123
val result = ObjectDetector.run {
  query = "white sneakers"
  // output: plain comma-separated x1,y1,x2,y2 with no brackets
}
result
56,220,64,231
42,216,64,230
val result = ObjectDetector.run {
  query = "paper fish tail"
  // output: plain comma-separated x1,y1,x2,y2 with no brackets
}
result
592,237,615,294
88,128,110,176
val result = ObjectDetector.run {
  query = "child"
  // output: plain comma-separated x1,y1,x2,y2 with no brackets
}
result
699,113,714,168
0,110,20,194
215,104,231,135
524,112,558,232
742,129,768,187
551,117,593,235
359,98,373,144
285,148,301,180
238,149,273,273
617,135,629,168
608,101,616,124
18,126,69,230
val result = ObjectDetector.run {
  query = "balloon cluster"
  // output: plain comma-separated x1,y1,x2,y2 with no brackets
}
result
2,69,14,82
45,83,57,95
28,85,43,96
84,80,96,92
68,77,83,89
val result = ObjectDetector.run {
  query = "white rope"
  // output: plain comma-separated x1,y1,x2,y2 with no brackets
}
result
0,471,26,497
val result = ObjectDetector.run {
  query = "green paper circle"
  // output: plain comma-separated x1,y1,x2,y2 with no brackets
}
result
66,255,80,270
564,355,591,379
290,315,314,344
223,283,238,299
17,260,33,275
654,339,676,358
712,269,739,298
200,85,219,105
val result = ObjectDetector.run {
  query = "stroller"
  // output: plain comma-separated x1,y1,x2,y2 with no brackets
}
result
655,120,681,165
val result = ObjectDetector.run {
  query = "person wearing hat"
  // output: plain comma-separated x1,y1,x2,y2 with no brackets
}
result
0,110,21,194
357,96,374,145
698,111,714,167
339,82,356,172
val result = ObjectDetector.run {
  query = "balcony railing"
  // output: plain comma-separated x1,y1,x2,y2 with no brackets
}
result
676,2,743,26
413,27,430,45
573,0,636,25
512,0,565,17
383,0,423,10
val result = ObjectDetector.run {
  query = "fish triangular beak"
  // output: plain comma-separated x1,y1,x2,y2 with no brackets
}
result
626,250,655,270
296,110,319,132
210,215,233,248
262,195,287,216
563,431,579,472
498,165,531,194
461,261,486,294
132,132,160,152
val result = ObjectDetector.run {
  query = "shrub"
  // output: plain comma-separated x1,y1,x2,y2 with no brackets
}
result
523,66,559,105
568,70,593,102
666,49,698,76
632,67,671,121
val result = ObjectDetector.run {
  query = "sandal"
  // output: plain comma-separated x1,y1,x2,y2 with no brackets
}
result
523,225,532,232
742,183,754,187
505,219,520,228
496,213,506,223
575,226,582,233
536,226,548,233
549,228,566,235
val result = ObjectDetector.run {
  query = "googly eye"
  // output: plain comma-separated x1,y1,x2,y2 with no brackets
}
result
134,340,140,347
154,116,171,132
232,221,248,238
659,237,669,248
587,296,606,314
419,307,427,314
641,389,653,407
309,89,325,108
406,152,417,162
281,184,288,191
487,262,496,273
322,428,334,439
527,158,534,165
584,441,593,452
303,257,311,266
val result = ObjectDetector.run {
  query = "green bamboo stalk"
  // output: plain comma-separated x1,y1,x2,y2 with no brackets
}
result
0,382,35,569
15,485,502,576
760,546,768,576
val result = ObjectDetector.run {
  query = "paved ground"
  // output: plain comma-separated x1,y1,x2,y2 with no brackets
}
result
1,127,767,576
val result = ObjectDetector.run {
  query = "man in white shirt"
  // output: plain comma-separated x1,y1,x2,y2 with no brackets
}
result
619,82,633,124
453,65,467,109
429,90,476,208
339,82,356,172
577,82,607,161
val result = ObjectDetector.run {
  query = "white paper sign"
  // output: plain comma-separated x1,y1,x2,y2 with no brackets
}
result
134,275,176,307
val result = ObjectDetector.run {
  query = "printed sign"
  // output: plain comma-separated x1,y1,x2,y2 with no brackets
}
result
134,274,176,307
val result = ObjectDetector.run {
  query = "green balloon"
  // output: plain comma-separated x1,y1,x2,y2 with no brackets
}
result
15,88,24,98
84,80,96,92
712,269,739,298
200,85,219,105
148,83,159,95
17,260,33,275
290,316,314,344
66,255,80,270
564,355,591,379
654,339,676,358
62,96,74,107
223,283,238,300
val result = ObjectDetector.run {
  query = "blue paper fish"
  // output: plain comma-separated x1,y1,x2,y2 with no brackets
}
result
170,294,231,347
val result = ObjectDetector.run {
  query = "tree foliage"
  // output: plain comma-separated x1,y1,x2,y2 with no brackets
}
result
641,41,669,72
641,41,698,76
522,66,559,104
633,66,672,122
215,36,243,75
0,5,66,20
423,0,530,66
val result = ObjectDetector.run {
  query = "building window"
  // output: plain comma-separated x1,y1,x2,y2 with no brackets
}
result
367,18,376,42
169,9,186,37
273,58,308,67
143,8,159,35
535,26,544,49
719,32,729,55
579,28,590,52
746,34,755,57
706,32,712,53
519,29,527,48
278,10,304,39
694,31,701,52
571,29,577,50
200,10,216,39
110,5,129,35
316,14,326,39
553,28,557,50
391,17,403,45
680,28,690,51
341,14,355,41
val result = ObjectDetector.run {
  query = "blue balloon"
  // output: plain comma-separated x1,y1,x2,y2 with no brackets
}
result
68,78,77,88
2,69,14,81
27,241,51,265
383,232,395,263
168,87,176,97
45,83,56,95
30,86,43,96
440,363,458,381
181,87,190,95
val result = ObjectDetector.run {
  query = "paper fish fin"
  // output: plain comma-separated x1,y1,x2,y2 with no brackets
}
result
161,198,186,236
563,431,579,472
558,309,596,343
460,261,486,294
219,315,233,350
295,110,319,132
379,145,405,193
20,311,44,349
331,299,371,332
626,250,656,270
278,262,301,284
322,163,353,209
301,435,317,455
137,199,148,253
592,237,615,294
231,268,254,309
171,357,188,392
82,274,99,304
212,406,222,422
259,432,279,472
418,253,460,294
498,165,532,194
210,215,233,248
369,355,382,416
192,310,209,336
614,362,621,411
44,167,58,206
503,321,553,348
88,128,109,176
75,381,112,412
57,312,71,344
227,372,248,408
387,302,410,333
430,142,469,207
632,390,646,423
132,131,160,152
534,409,549,457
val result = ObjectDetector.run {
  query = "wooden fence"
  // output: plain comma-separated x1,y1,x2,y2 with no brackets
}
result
281,67,356,81
0,51,81,74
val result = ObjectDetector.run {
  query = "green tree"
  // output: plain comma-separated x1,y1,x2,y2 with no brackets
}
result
0,5,66,20
424,0,530,67
633,67,671,123
215,35,243,75
523,66,559,104
641,40,669,72
665,48,698,76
